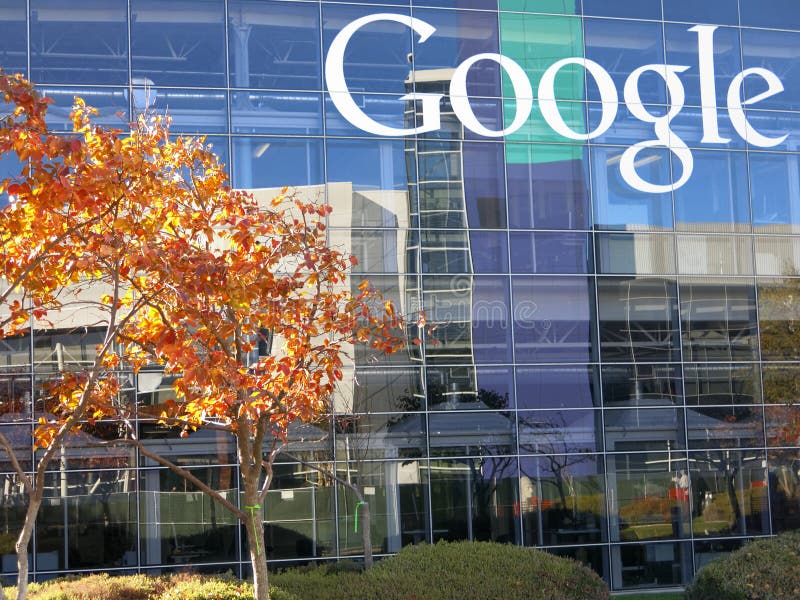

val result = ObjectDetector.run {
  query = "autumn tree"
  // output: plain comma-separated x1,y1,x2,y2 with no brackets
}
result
0,71,259,599
104,184,407,598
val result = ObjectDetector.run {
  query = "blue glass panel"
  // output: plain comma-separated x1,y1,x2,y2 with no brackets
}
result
228,0,321,90
131,0,226,88
31,0,128,85
472,275,512,364
663,0,739,26
591,146,673,230
231,91,322,135
322,4,412,95
673,150,750,230
506,143,590,230
468,231,508,272
232,137,322,189
582,0,660,20
664,24,741,110
324,93,408,138
0,0,26,76
141,88,227,134
510,231,590,274
476,366,514,408
741,28,800,112
741,0,800,31
40,86,129,131
419,0,500,9
411,8,501,99
584,19,666,105
750,152,800,230
669,105,745,150
516,365,599,409
512,276,594,363
325,138,410,191
463,142,506,228
741,110,800,152
518,409,602,453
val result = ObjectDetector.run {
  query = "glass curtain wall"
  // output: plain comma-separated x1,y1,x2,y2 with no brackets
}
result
1,0,800,592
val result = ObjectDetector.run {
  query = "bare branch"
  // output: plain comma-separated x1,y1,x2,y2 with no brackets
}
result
0,433,32,496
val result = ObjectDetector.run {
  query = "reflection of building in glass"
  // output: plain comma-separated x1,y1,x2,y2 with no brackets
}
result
2,0,800,593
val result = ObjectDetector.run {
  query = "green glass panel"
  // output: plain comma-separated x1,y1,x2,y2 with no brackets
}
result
499,0,581,14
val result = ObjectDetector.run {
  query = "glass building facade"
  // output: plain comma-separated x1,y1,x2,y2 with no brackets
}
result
1,0,800,591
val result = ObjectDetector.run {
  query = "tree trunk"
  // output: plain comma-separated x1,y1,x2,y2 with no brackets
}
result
243,487,269,600
15,491,41,600
359,498,373,570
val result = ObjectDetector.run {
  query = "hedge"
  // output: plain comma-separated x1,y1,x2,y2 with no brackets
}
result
687,531,800,600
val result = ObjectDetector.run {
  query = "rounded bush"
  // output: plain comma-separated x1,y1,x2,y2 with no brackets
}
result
273,541,610,600
687,531,800,600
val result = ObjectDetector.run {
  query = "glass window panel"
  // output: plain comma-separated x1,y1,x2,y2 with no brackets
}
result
506,144,590,230
663,0,739,26
464,143,506,229
428,411,516,457
411,8,500,100
425,366,513,411
670,104,745,150
602,364,682,408
228,0,321,90
615,542,692,589
0,424,32,472
665,24,741,109
326,138,410,197
676,235,754,275
766,405,800,448
604,408,687,452
763,363,800,404
41,86,129,132
0,0,26,77
468,231,508,273
510,232,590,274
257,461,335,559
516,365,600,410
499,0,582,15
233,137,322,190
768,450,800,533
584,19,665,105
741,28,800,112
694,539,745,572
140,88,227,134
231,91,322,135
757,279,800,361
596,233,675,275
597,277,680,363
750,152,800,233
421,230,470,274
586,102,657,147
337,229,408,275
687,405,765,449
582,0,660,19
684,363,761,406
549,546,609,584
680,279,758,361
741,0,800,31
473,275,512,364
336,367,423,414
0,372,31,419
131,0,226,88
322,4,412,96
324,92,411,138
755,236,800,276
743,110,800,153
674,151,750,231
428,456,520,544
689,449,769,538
519,454,606,547
512,276,594,363
31,0,128,85
608,453,691,543
140,466,238,565
518,409,602,454
591,146,673,230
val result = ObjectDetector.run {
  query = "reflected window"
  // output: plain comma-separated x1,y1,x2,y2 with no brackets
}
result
750,153,800,232
596,233,675,275
0,0,26,76
511,232,590,274
602,364,682,408
684,363,761,406
31,0,128,85
741,28,800,112
233,137,323,189
228,0,321,90
516,365,599,410
758,279,800,361
131,0,226,87
597,277,680,363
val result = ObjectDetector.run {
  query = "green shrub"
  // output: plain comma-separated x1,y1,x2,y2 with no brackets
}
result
273,541,610,600
687,531,800,600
